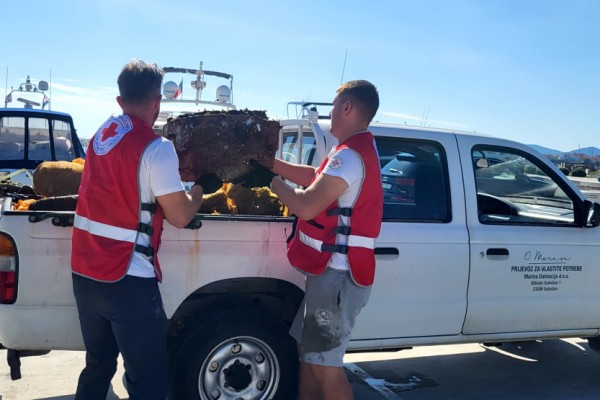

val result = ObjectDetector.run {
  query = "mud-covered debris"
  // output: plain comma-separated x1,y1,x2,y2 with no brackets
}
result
0,182,39,199
166,109,280,181
225,184,287,216
33,161,83,197
29,195,78,211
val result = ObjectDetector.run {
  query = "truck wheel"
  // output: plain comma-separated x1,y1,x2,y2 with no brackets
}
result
169,307,298,400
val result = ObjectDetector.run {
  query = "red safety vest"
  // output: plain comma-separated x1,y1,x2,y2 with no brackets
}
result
71,114,165,282
287,131,383,286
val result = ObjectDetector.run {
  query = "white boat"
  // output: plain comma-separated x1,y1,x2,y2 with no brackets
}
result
153,62,236,134
1,76,85,186
3,75,51,110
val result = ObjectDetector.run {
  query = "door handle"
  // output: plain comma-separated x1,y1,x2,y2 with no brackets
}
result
375,247,399,255
486,248,509,256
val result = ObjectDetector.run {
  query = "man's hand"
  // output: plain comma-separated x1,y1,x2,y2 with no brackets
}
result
194,173,223,194
231,159,276,188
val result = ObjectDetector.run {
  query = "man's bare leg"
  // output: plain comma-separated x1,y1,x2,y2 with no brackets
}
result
299,363,352,400
299,361,323,400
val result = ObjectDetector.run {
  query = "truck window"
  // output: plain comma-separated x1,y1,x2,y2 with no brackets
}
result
28,118,51,160
0,117,25,160
473,146,575,225
376,137,450,222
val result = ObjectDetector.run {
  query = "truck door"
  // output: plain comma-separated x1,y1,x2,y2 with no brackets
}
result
458,136,600,334
351,130,470,343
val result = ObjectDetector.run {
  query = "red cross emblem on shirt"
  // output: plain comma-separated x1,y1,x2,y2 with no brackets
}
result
101,122,119,141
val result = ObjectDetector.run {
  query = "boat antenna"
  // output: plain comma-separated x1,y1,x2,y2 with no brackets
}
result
340,49,348,85
421,106,430,126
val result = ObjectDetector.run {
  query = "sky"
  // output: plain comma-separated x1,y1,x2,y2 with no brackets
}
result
2,0,599,152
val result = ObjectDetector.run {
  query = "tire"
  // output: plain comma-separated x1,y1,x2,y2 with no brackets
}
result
168,307,298,400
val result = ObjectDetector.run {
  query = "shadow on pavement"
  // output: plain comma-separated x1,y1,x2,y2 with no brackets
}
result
353,339,600,400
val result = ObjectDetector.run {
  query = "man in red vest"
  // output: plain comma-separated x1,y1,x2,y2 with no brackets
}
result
71,59,221,400
241,80,383,400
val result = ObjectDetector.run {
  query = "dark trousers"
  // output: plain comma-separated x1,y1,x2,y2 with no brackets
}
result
72,273,168,400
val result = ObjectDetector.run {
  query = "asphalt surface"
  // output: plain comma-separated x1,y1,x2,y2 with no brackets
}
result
2,338,600,399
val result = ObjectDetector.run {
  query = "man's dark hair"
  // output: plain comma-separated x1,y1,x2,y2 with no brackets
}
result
337,80,379,123
117,59,164,105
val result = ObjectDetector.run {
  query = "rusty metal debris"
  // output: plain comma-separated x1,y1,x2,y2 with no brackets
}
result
166,110,280,182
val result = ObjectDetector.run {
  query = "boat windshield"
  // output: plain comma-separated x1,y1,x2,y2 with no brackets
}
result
0,116,76,162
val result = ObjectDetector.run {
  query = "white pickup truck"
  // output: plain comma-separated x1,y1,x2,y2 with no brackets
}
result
1,105,600,400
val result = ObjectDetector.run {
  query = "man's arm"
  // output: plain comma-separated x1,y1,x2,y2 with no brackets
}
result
273,159,316,187
156,185,203,228
270,173,348,220
145,139,206,229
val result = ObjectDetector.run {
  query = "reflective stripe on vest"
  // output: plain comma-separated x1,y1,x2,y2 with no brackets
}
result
299,231,375,251
74,215,138,243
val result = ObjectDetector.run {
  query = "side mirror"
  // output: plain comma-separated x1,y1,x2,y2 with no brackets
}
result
586,200,600,227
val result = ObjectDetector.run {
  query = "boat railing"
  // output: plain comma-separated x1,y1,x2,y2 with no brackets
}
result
4,76,50,110
285,101,333,120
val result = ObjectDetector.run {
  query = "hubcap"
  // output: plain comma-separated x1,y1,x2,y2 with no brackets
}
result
199,336,279,400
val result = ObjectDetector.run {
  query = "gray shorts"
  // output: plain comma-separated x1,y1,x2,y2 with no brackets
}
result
289,268,371,367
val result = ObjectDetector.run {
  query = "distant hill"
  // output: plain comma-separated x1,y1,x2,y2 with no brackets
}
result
527,145,600,157
527,144,563,156
565,146,600,157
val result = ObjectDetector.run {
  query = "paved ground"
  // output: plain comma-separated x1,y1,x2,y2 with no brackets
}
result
2,338,600,399
348,338,600,400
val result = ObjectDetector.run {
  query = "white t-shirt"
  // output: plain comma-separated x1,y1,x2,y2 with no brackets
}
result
128,138,185,277
320,146,365,271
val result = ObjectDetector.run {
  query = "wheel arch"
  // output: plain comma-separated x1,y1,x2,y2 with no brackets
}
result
168,277,304,337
